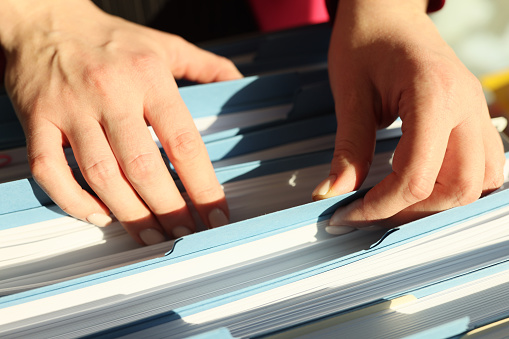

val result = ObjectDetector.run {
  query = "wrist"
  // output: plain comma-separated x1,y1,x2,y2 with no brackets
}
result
0,0,98,52
332,0,436,44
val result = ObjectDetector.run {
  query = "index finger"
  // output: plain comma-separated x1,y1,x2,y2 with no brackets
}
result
145,75,229,229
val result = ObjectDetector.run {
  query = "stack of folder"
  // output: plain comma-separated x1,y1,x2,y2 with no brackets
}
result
1,25,509,338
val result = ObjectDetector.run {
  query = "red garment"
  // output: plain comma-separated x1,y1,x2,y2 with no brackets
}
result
250,0,330,32
427,0,446,12
325,0,445,18
250,0,445,33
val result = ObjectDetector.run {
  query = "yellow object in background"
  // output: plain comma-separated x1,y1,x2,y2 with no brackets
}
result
482,69,509,114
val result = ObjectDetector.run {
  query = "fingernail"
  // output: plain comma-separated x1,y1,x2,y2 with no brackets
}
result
325,225,356,235
312,175,337,199
172,225,192,238
327,200,371,235
86,213,113,227
208,208,229,228
326,203,356,235
139,228,166,245
329,205,351,226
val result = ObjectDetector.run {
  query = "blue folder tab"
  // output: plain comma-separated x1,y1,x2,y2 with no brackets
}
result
0,178,52,216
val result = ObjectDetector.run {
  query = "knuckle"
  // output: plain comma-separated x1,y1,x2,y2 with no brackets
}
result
124,152,161,185
30,153,55,182
427,66,459,99
419,59,485,116
219,56,236,69
167,33,186,46
82,64,119,102
166,129,202,163
191,185,223,202
404,175,434,204
491,174,505,190
26,100,49,121
461,74,486,108
129,52,162,73
83,158,120,187
463,71,484,93
333,139,361,163
29,152,82,216
84,63,111,88
58,198,81,216
453,181,482,206
485,169,505,191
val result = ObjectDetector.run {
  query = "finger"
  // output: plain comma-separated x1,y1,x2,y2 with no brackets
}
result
382,117,486,226
481,117,505,195
27,119,111,225
68,118,166,245
101,108,196,239
327,93,451,233
384,111,505,226
158,33,242,83
145,76,229,229
312,77,377,200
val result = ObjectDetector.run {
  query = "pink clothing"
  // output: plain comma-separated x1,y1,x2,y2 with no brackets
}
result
250,0,446,32
427,0,446,12
249,0,330,32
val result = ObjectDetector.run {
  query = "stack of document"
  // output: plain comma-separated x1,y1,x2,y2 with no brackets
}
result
1,172,509,338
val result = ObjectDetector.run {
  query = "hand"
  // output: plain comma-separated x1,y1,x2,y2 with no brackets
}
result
0,0,242,245
312,0,505,233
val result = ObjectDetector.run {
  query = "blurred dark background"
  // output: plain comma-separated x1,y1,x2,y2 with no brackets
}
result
91,0,258,43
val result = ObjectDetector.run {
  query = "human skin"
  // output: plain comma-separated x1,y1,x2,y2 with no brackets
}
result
0,0,242,245
312,0,506,233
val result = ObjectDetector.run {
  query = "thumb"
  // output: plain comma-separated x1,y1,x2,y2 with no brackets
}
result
160,33,243,83
312,85,378,200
